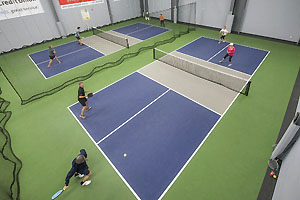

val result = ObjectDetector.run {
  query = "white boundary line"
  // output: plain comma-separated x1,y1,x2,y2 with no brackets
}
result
138,71,221,116
28,54,47,79
67,106,141,200
96,89,170,144
35,47,90,65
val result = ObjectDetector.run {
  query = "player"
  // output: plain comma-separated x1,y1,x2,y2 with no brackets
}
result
63,149,92,190
78,82,91,119
145,11,150,24
160,14,165,27
218,26,228,44
48,45,61,67
75,27,83,46
219,43,235,66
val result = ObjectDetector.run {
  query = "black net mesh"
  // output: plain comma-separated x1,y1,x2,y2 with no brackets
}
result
153,48,251,96
0,88,22,200
92,27,129,48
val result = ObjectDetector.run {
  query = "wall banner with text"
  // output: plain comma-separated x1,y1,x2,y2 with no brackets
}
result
59,0,104,9
0,0,44,21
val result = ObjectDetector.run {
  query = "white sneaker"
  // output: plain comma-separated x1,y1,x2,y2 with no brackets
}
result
75,173,84,178
86,107,92,111
228,63,232,67
82,180,91,186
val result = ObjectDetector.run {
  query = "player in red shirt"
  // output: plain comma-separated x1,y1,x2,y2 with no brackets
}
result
219,43,235,66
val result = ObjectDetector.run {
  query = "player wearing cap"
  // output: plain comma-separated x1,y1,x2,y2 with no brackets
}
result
145,11,150,23
219,43,235,66
63,149,92,190
218,26,228,44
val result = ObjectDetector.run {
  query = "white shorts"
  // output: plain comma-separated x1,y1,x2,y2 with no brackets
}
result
145,17,150,21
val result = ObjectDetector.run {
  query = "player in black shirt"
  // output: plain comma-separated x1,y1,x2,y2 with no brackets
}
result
78,82,91,119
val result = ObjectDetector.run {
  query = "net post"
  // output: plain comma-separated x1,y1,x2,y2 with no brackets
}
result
153,48,156,59
126,39,129,48
245,80,252,96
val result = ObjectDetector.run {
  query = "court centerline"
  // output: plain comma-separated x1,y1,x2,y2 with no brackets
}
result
207,44,229,62
96,89,170,144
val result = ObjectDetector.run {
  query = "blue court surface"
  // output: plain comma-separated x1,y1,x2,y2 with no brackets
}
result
69,72,220,200
29,41,104,79
177,37,269,75
113,22,170,40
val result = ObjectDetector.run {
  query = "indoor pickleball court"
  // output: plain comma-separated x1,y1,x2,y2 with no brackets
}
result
1,1,300,200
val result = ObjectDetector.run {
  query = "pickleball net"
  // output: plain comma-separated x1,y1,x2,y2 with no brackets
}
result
153,48,251,96
92,27,129,48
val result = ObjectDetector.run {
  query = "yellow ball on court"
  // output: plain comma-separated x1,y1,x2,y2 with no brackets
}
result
273,175,277,179
124,153,127,157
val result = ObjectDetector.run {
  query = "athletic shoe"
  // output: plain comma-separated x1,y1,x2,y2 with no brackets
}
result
228,63,232,66
75,173,84,178
219,60,223,63
81,180,91,186
86,107,92,111
80,115,86,119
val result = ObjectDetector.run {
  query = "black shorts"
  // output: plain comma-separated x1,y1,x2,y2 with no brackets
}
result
78,98,87,106
76,36,80,40
78,167,90,175
49,55,55,60
220,35,226,39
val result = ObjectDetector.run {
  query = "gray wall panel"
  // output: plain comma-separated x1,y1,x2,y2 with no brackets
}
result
240,0,300,42
109,0,141,23
272,134,300,200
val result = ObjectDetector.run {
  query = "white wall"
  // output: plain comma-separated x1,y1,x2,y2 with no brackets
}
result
148,0,171,20
195,0,232,28
272,135,300,200
109,0,141,23
240,0,300,42
51,0,111,34
178,0,196,24
0,1,60,53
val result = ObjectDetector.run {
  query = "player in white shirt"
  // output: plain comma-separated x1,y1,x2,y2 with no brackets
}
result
218,26,229,44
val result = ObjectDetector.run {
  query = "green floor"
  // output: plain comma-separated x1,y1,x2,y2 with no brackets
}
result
0,18,299,200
